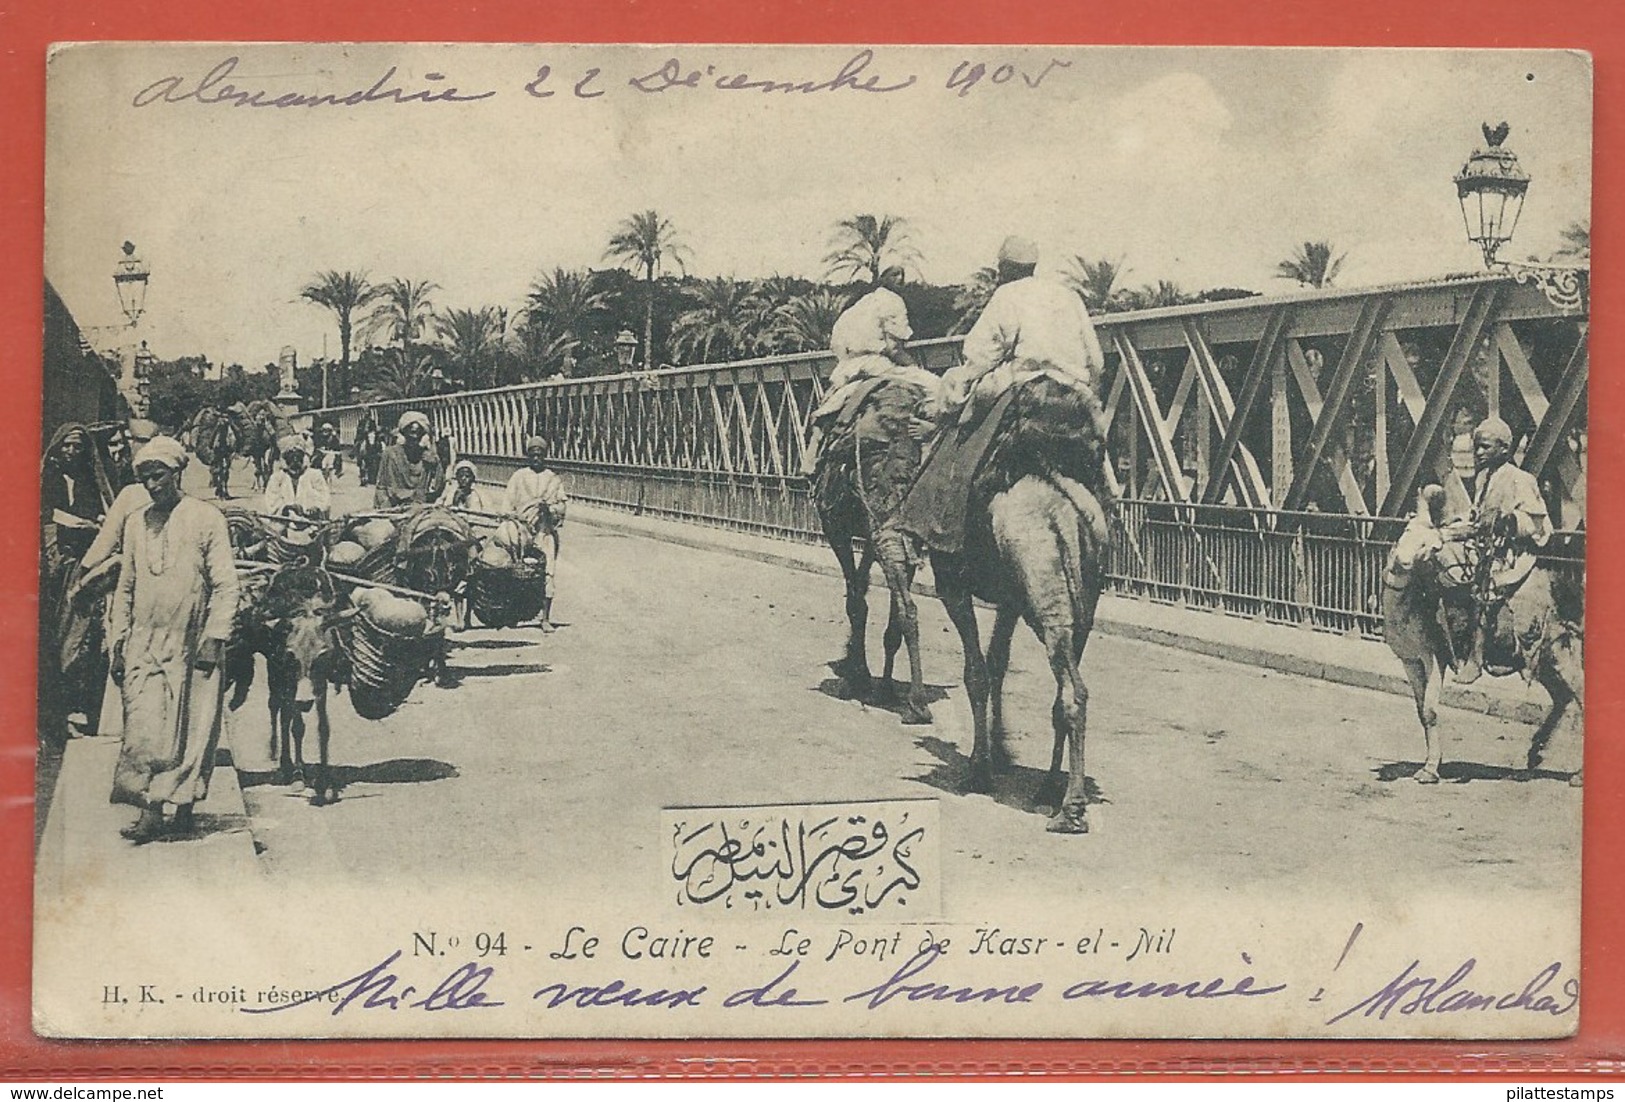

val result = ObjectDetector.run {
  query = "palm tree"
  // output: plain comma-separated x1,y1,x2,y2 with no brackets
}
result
1276,241,1347,288
1064,256,1129,313
367,278,441,355
435,306,507,390
1141,280,1189,309
363,345,439,401
520,267,609,378
824,213,921,285
604,210,691,370
740,275,804,355
773,289,851,352
951,265,1000,334
670,277,754,365
1554,219,1590,260
298,270,379,401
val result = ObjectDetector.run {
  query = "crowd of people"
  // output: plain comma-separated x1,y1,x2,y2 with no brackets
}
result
39,405,571,844
38,229,1573,844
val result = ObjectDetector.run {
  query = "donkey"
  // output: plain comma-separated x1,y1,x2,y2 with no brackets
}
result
227,563,354,804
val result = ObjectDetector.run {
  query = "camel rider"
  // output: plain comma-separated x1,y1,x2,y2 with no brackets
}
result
896,235,1111,555
1446,416,1552,684
801,266,941,476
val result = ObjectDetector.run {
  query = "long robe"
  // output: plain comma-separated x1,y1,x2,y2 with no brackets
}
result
373,444,445,508
109,496,239,810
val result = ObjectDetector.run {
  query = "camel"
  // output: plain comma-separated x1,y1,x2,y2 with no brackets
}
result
812,380,933,726
932,471,1108,833
1384,484,1584,786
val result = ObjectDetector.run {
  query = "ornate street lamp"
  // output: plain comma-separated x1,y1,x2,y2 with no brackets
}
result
614,329,639,371
1454,122,1585,312
1455,122,1528,267
113,240,150,326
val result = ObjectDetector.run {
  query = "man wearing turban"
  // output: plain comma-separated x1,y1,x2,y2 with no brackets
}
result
896,236,1111,554
109,438,239,842
373,410,445,508
1449,416,1553,684
263,432,331,521
504,436,568,631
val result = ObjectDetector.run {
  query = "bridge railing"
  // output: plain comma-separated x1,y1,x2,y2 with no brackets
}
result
314,272,1587,638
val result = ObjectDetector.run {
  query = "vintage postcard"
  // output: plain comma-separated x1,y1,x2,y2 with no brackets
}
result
35,43,1589,1039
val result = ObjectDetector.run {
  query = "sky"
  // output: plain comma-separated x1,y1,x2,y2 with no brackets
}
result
44,43,1592,370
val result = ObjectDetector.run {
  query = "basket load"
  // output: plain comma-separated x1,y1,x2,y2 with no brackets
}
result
343,585,433,720
461,517,544,629
325,515,401,585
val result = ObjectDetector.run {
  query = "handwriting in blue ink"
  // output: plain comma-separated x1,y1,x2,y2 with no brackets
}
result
132,57,497,110
240,950,504,1016
1325,959,1578,1025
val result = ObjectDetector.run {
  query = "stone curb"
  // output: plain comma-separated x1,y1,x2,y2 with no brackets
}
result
572,507,1550,726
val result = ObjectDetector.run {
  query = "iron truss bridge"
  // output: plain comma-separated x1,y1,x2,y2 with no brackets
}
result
316,272,1587,639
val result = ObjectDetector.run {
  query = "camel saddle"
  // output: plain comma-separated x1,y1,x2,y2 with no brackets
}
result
896,377,1110,556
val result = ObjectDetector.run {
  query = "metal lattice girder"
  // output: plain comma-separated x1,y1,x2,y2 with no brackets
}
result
1203,306,1291,507
1283,295,1391,513
1283,340,1370,515
1524,327,1589,477
1182,317,1269,508
1495,322,1549,424
1113,331,1189,503
1379,282,1503,515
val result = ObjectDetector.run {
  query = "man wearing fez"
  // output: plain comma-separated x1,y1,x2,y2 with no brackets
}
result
374,410,446,508
109,437,239,842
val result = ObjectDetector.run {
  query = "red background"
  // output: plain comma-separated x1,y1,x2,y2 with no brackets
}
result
1,0,1619,1080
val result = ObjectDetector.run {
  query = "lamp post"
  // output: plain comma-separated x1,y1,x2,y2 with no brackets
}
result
614,329,639,372
109,241,152,414
1454,122,1585,312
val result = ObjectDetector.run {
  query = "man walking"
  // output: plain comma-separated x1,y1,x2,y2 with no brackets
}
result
108,437,239,843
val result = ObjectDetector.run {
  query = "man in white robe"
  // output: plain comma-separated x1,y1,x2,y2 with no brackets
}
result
801,267,940,475
262,433,332,522
109,438,240,842
504,436,568,631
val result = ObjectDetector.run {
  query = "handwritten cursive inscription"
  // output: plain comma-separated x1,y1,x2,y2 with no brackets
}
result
1326,959,1579,1026
628,50,916,95
240,950,504,1016
668,801,930,913
132,57,497,110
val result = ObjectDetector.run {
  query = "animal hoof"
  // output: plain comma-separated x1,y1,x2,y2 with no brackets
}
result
1414,768,1441,785
1569,771,1584,788
901,705,933,726
1046,810,1089,835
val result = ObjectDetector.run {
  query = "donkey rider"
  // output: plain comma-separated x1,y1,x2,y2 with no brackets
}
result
1439,416,1552,684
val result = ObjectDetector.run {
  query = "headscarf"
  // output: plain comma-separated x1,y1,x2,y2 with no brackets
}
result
398,410,431,433
133,436,188,471
277,433,312,456
523,435,548,453
452,459,478,478
1474,416,1514,449
126,419,159,444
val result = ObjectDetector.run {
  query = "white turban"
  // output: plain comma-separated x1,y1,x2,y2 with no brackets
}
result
398,411,431,433
1474,417,1514,448
277,433,311,456
998,235,1039,266
133,436,188,471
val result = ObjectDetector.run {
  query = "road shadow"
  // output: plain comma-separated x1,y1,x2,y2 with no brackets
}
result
453,662,552,679
148,811,252,844
238,757,459,791
1373,760,1575,784
907,734,1106,818
451,638,536,651
814,662,952,722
